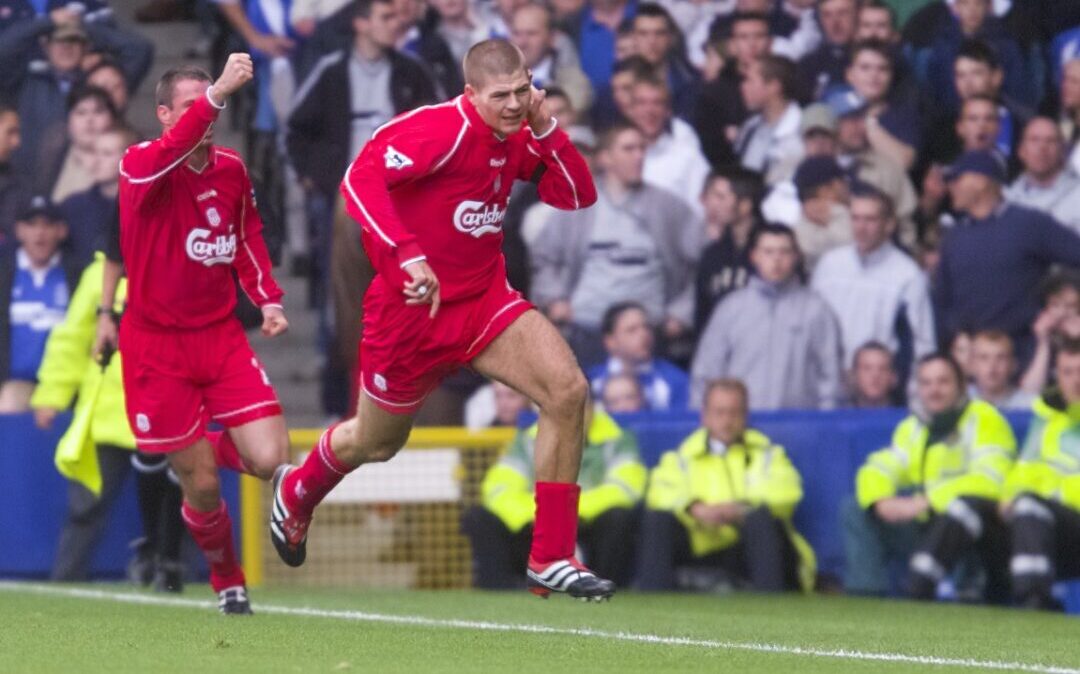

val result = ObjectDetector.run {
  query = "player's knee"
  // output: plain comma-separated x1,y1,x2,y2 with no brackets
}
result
245,435,290,479
547,368,588,413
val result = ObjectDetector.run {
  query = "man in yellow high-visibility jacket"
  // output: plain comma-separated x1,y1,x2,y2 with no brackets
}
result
462,406,646,589
31,253,185,590
1003,340,1080,610
844,353,1016,601
639,379,816,592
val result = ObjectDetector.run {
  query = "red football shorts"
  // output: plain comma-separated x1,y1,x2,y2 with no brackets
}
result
119,317,282,453
358,276,533,414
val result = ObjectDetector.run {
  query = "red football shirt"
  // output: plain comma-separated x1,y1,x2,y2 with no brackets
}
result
119,88,283,330
340,94,597,302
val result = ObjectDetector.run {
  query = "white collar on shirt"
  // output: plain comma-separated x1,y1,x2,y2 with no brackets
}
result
16,248,61,288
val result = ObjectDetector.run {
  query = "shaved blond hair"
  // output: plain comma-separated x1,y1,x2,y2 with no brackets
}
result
463,39,527,89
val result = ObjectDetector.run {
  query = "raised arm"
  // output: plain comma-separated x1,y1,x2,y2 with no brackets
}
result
516,87,597,211
119,53,253,207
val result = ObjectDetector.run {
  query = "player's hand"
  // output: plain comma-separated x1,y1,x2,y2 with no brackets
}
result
527,85,554,136
34,407,59,431
998,499,1014,521
209,53,255,104
403,260,441,318
261,305,289,337
94,312,118,361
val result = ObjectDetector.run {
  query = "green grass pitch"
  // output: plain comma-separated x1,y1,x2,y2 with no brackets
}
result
2,582,1079,673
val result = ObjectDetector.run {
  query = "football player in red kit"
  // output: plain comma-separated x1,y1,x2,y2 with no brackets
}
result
108,53,290,614
270,39,615,600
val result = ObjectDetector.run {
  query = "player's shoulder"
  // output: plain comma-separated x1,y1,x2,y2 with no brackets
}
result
371,96,467,143
212,147,251,178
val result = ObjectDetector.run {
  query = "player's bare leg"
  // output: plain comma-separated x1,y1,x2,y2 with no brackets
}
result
270,395,413,566
169,439,252,615
221,415,291,479
472,309,615,601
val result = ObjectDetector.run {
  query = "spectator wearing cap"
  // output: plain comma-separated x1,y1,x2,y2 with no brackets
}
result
0,196,80,413
692,223,843,410
811,187,935,372
691,13,770,167
0,17,151,172
933,149,1080,365
830,40,919,171
760,102,837,227
846,341,899,408
694,168,763,335
587,302,689,412
512,3,593,113
735,54,802,186
531,122,703,368
791,155,851,272
0,103,24,246
794,0,857,102
918,96,1003,235
1005,117,1080,235
627,75,711,217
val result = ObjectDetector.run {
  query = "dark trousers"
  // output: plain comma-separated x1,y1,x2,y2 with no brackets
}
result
636,507,798,592
461,506,638,589
841,496,1009,602
51,446,184,581
1009,494,1080,608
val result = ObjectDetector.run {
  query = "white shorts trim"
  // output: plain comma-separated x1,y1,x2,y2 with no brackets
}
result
213,400,280,421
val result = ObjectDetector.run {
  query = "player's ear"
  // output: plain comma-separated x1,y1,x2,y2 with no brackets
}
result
155,104,171,127
464,82,478,103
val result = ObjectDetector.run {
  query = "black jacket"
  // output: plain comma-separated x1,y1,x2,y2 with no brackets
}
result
286,48,439,196
0,244,83,384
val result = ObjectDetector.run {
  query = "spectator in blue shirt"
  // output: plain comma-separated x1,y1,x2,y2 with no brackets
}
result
0,195,79,412
932,149,1080,365
587,301,690,411
827,39,919,170
631,3,698,119
924,0,1032,113
794,0,857,102
578,0,636,95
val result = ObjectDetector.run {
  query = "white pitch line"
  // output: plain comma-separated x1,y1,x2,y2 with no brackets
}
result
1,582,1077,674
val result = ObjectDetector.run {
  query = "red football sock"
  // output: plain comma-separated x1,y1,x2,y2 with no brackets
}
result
282,423,350,518
530,482,581,565
208,430,251,475
181,499,245,592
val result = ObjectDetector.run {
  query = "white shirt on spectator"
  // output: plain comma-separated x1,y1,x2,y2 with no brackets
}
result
1005,170,1080,235
735,102,803,186
968,384,1036,412
811,241,936,367
643,118,711,217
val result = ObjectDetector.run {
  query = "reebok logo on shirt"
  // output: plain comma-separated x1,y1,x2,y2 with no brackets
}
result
186,228,237,266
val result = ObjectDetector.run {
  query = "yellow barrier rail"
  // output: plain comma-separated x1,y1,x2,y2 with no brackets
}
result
241,427,515,586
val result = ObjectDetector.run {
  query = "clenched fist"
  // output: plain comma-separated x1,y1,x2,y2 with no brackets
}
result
209,53,254,106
